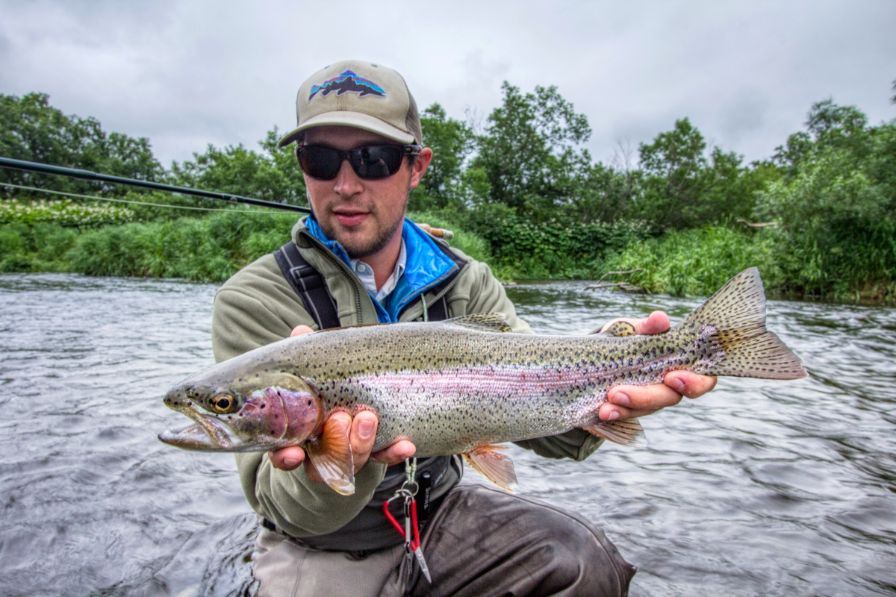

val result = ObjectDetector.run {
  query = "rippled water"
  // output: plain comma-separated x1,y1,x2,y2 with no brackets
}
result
1,273,894,596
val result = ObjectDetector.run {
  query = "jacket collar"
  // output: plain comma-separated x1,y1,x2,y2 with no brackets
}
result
303,216,459,322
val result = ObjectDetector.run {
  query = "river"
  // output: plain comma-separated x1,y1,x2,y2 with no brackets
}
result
0,273,894,596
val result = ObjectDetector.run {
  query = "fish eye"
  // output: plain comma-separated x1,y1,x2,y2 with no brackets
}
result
211,393,239,414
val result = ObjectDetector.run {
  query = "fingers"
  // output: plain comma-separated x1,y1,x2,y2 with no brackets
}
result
602,383,682,421
598,311,714,422
635,311,671,335
291,325,314,337
269,445,306,470
372,440,417,466
664,371,717,398
271,408,417,478
602,372,719,421
270,409,379,474
599,312,670,336
350,410,379,473
322,410,418,468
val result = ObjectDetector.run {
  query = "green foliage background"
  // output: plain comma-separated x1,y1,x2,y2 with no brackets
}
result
1,86,894,304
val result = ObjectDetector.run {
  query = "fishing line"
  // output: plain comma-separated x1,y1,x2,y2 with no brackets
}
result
0,182,285,214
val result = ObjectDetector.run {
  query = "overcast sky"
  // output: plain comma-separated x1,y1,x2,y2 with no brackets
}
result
1,1,893,169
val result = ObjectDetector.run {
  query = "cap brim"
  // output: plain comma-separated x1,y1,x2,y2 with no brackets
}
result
277,111,416,147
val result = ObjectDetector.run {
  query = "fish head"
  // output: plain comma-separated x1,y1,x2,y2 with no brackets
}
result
159,367,324,452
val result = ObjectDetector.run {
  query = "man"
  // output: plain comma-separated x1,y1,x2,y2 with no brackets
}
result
212,60,716,596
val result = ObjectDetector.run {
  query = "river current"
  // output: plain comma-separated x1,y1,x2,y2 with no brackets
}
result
0,273,893,596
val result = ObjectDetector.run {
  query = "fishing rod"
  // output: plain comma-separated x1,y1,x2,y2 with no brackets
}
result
0,156,311,214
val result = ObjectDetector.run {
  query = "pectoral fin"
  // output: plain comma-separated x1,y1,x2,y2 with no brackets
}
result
463,443,518,491
304,416,355,495
582,418,645,445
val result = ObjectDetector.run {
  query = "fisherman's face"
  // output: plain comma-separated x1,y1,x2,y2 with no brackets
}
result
301,126,431,260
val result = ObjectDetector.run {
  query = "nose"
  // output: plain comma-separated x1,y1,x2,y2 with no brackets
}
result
333,159,363,197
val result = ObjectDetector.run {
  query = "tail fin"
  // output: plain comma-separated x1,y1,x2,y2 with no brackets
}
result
685,268,806,380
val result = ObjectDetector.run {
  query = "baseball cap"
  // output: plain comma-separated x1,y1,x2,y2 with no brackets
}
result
277,60,423,147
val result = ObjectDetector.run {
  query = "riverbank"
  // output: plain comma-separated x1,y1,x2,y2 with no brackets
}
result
1,205,893,305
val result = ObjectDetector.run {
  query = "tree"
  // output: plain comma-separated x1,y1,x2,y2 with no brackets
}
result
757,103,895,298
773,99,871,174
633,118,760,231
472,83,592,217
634,118,707,230
171,128,306,206
410,103,475,212
0,92,163,196
566,162,641,223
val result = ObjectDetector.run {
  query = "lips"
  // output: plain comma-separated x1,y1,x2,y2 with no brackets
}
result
332,209,369,227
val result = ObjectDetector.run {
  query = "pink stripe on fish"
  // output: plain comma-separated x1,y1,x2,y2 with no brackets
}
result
350,363,619,396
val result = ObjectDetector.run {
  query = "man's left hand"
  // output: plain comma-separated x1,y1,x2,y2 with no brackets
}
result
598,311,717,421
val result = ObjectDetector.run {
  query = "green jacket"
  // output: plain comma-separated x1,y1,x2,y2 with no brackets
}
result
212,218,603,549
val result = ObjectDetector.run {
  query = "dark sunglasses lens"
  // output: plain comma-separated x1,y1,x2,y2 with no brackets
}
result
298,146,341,180
299,145,407,180
350,145,404,179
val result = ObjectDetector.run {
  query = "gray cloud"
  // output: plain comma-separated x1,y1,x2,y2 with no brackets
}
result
1,0,893,169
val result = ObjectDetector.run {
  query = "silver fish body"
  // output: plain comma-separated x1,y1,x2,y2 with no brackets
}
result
294,317,721,454
160,267,806,493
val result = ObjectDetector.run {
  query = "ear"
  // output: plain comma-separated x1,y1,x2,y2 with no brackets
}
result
408,147,433,190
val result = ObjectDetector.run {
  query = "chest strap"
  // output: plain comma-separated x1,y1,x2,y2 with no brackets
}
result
274,241,452,328
274,242,340,329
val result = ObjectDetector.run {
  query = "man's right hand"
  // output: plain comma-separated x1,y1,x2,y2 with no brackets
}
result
269,325,417,472
269,409,417,471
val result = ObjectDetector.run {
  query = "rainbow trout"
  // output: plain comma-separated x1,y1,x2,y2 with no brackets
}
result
159,268,806,495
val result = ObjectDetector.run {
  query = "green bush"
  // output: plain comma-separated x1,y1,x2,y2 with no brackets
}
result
756,149,895,302
66,210,299,281
0,222,79,272
601,226,780,296
461,204,649,279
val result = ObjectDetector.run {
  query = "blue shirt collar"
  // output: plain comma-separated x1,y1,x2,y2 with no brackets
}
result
304,216,457,322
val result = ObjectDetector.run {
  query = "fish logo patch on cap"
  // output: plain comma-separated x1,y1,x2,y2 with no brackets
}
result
309,70,386,100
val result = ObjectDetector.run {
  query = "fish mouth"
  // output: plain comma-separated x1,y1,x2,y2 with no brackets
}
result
158,399,252,452
159,398,297,452
158,415,240,451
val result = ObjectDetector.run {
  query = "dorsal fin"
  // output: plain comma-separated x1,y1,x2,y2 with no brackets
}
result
444,313,513,333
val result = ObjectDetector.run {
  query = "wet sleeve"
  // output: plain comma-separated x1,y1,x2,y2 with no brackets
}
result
212,288,298,361
236,453,388,537
213,284,386,536
465,261,604,461
514,430,603,461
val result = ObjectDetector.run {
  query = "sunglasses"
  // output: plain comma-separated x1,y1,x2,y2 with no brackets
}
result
297,143,421,181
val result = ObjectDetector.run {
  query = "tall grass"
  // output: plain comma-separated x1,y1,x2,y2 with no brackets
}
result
0,209,493,284
1,211,892,304
66,210,298,281
600,226,781,296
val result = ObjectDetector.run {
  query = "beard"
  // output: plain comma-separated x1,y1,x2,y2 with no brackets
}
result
306,176,413,259
313,195,409,260
339,213,404,259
